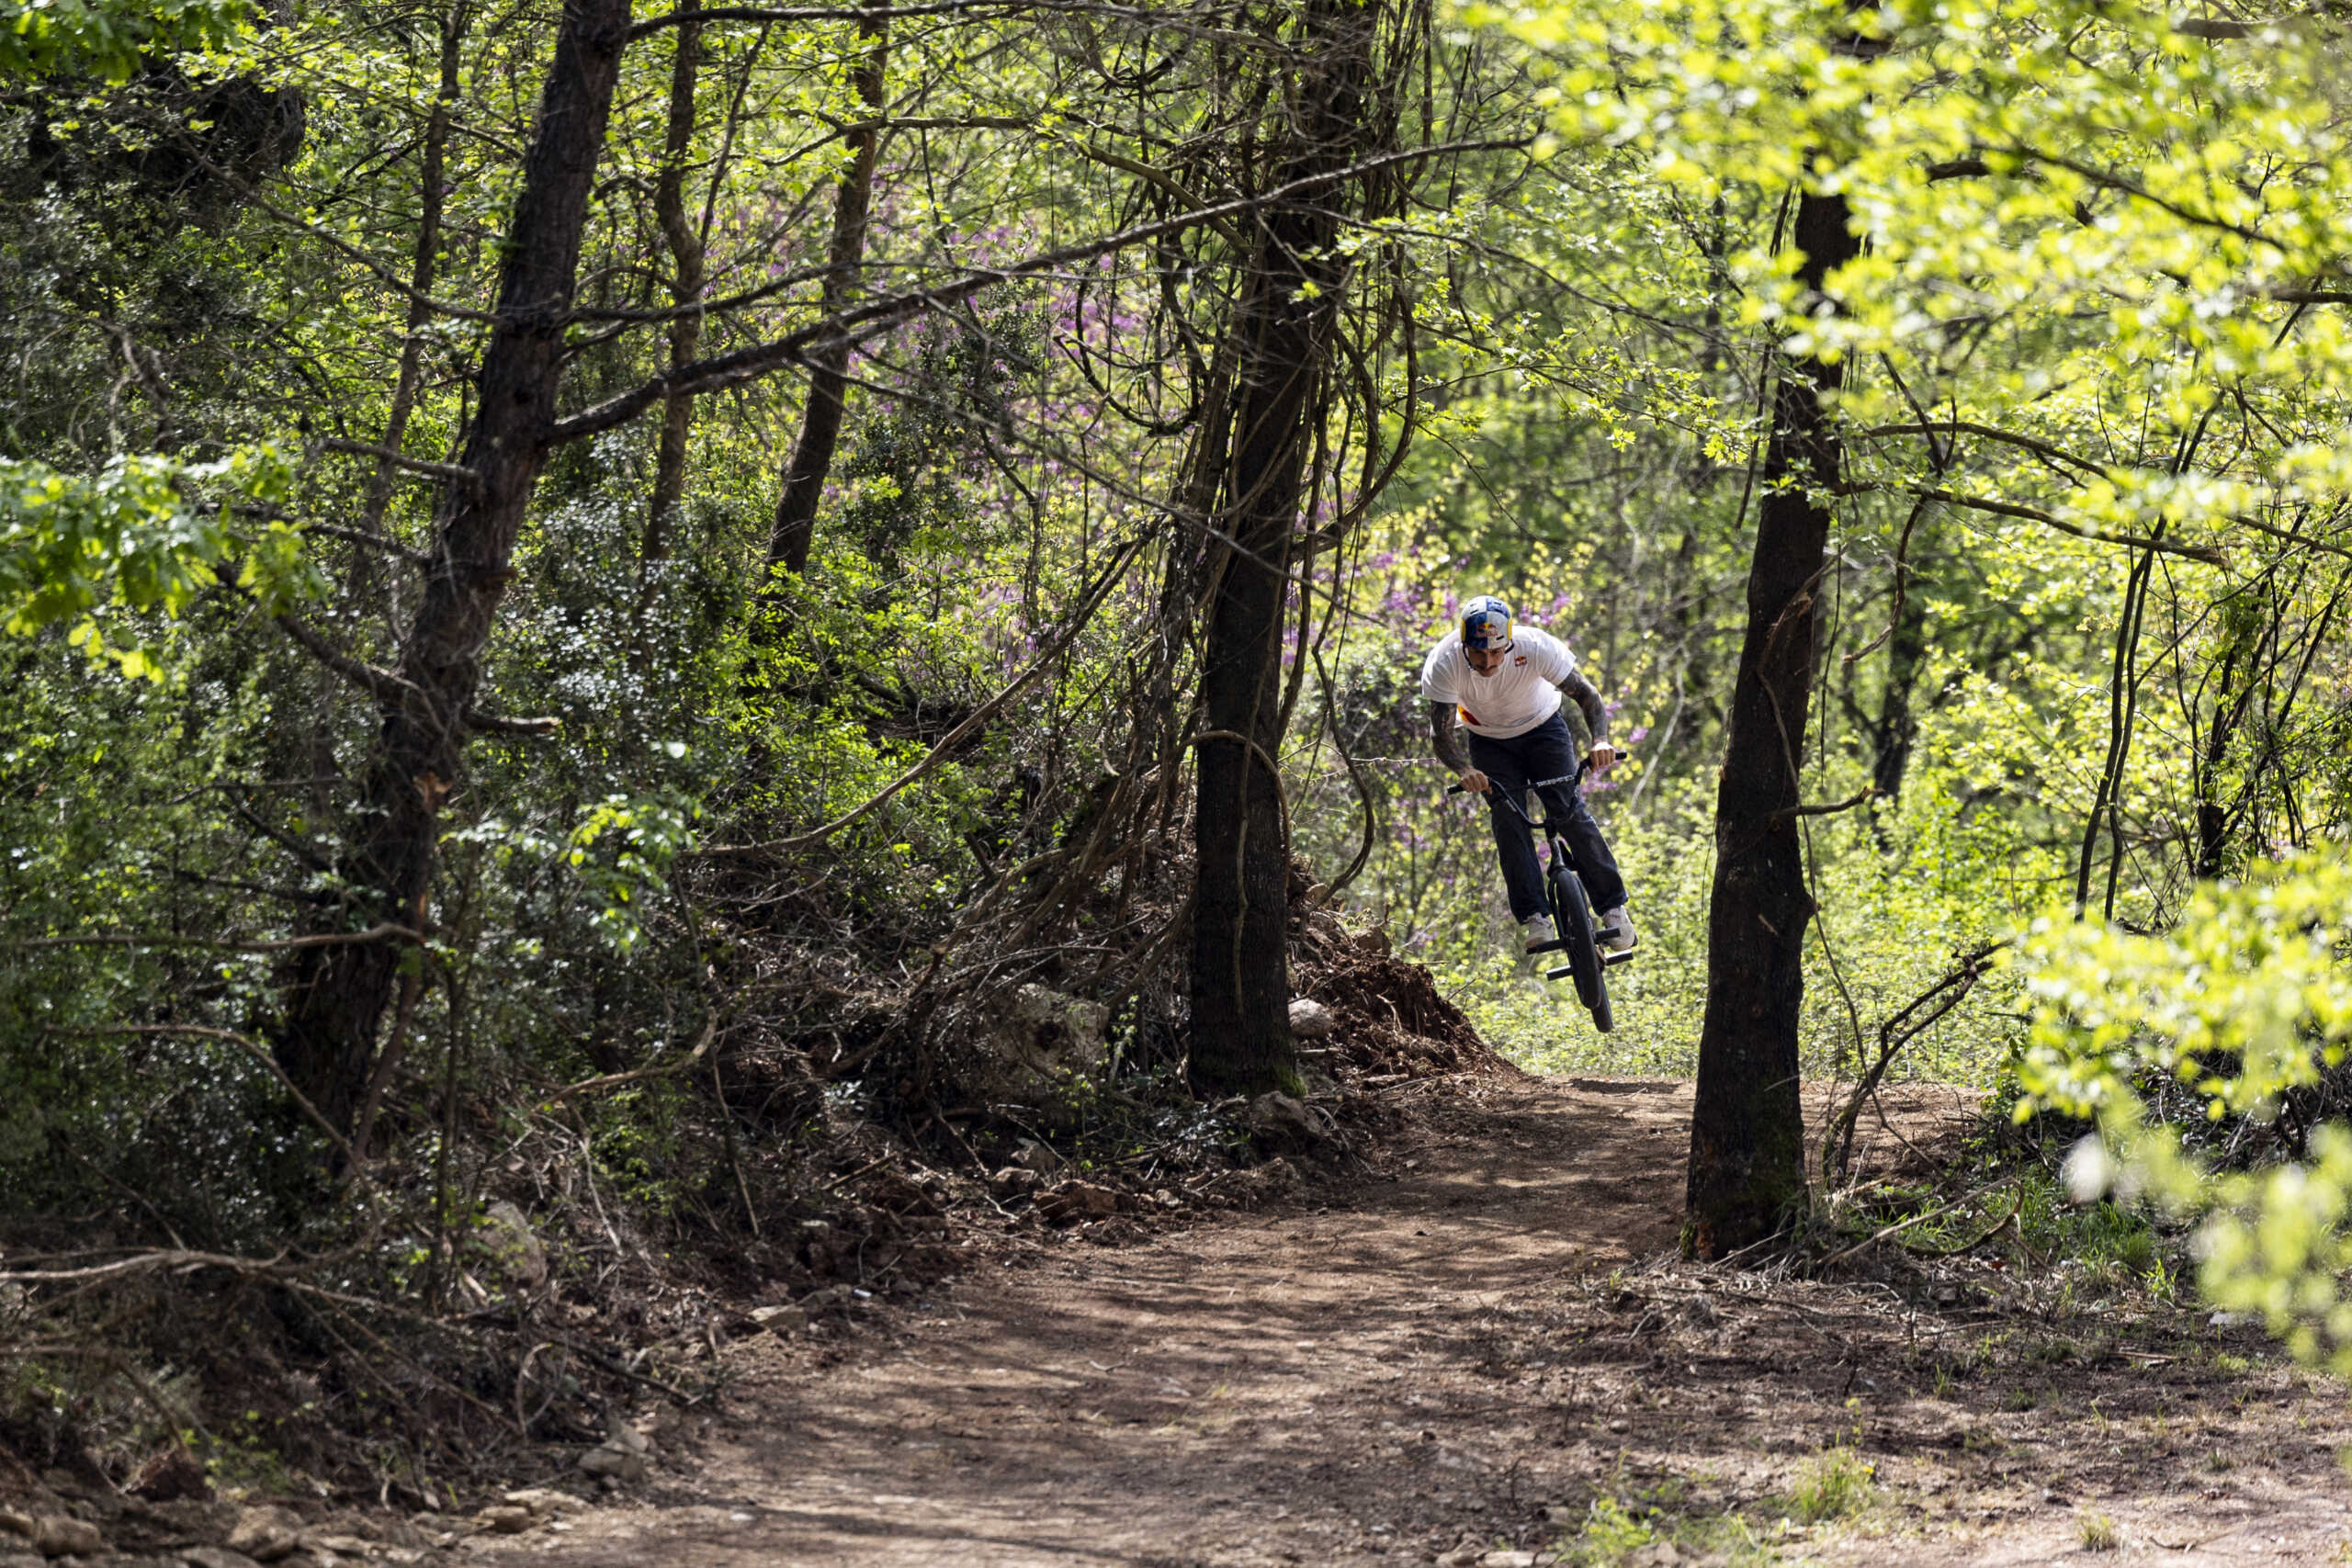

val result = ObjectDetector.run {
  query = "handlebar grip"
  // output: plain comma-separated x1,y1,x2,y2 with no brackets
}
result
1445,784,1466,795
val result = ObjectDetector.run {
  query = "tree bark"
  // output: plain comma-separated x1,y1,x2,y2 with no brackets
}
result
1186,0,1375,1099
643,0,705,567
1684,189,1857,1258
1867,527,1930,803
767,6,885,578
275,0,634,1137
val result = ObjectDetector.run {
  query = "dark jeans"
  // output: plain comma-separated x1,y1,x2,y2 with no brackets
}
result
1467,713,1630,924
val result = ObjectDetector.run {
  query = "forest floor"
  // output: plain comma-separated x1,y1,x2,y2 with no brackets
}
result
444,1073,2352,1568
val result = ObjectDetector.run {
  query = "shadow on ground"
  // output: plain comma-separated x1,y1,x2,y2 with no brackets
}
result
468,1077,2352,1568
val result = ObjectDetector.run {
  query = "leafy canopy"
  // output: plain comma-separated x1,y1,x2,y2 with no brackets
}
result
0,0,246,82
0,447,317,680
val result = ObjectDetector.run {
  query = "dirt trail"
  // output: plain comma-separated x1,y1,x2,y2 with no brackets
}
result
471,1077,2352,1567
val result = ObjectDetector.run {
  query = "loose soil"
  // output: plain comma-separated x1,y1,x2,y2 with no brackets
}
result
466,1076,2352,1567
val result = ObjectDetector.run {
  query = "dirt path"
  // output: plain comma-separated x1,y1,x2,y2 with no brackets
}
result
469,1077,2352,1567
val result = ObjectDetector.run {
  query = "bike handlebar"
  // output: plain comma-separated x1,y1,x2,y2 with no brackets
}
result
1445,757,1596,827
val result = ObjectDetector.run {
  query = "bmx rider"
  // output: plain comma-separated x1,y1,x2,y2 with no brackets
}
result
1420,595,1636,956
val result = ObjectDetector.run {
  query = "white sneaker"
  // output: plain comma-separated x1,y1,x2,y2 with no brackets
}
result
1521,914,1556,952
1599,906,1637,954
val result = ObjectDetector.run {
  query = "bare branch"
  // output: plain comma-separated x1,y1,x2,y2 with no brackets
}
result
564,261,833,323
0,1247,291,1285
1770,788,1878,822
695,529,1156,854
1862,419,2105,475
299,520,433,565
548,137,1532,445
5,923,424,953
462,708,563,737
320,437,482,488
272,612,420,705
534,1014,718,1106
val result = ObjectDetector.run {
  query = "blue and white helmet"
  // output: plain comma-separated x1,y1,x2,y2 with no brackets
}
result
1460,595,1512,651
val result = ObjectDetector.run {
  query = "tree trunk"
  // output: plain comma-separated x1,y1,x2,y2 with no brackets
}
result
1867,525,1931,803
1684,189,1857,1258
643,0,705,568
1186,0,1374,1099
275,0,633,1136
767,7,885,578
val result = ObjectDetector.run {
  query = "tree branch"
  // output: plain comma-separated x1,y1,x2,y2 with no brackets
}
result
1770,788,1878,822
299,520,433,565
628,0,1268,40
319,438,481,488
1990,144,2285,252
462,708,563,737
1910,488,2228,564
3,922,421,952
547,136,1532,445
69,1024,359,1166
272,612,421,705
1863,419,2106,475
565,261,833,323
695,529,1155,854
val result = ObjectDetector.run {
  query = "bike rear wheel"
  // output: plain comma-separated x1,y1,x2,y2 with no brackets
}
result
1547,858,1612,1033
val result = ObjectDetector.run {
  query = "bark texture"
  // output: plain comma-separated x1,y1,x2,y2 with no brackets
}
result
768,8,885,577
275,0,633,1135
1186,0,1375,1099
1684,189,1857,1258
1867,528,1930,804
644,0,705,566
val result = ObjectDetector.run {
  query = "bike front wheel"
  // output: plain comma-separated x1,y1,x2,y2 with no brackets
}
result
1547,861,1612,1033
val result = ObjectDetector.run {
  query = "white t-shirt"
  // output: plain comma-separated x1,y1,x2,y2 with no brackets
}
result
1419,625,1579,739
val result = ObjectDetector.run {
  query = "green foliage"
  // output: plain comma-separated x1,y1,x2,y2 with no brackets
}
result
564,790,698,954
2017,852,2352,1124
0,446,312,679
7,0,2352,1488
1569,1495,1657,1561
2018,852,2352,1375
1781,1443,1874,1524
0,0,245,83
1558,1487,1773,1567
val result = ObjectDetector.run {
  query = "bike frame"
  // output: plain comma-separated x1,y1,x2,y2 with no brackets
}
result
1449,757,1624,1032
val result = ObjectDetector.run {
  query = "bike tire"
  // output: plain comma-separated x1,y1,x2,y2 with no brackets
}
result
1548,862,1613,1033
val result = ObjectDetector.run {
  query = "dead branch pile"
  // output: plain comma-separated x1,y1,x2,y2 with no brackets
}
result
1290,913,1503,1081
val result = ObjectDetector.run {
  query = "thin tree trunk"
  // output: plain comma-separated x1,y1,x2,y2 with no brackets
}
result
354,0,467,617
2192,605,2255,881
1868,526,1931,803
275,0,633,1136
767,6,885,577
2074,543,2155,914
1684,189,1857,1258
1187,0,1377,1099
643,0,705,567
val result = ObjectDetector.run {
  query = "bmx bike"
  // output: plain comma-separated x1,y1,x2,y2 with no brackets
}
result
1448,758,1632,1033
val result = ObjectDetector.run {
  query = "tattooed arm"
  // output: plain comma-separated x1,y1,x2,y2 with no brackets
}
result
1561,670,1609,743
1429,702,1488,792
1561,670,1618,769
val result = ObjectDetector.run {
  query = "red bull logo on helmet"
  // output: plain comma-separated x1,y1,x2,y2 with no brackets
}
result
1461,595,1512,651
